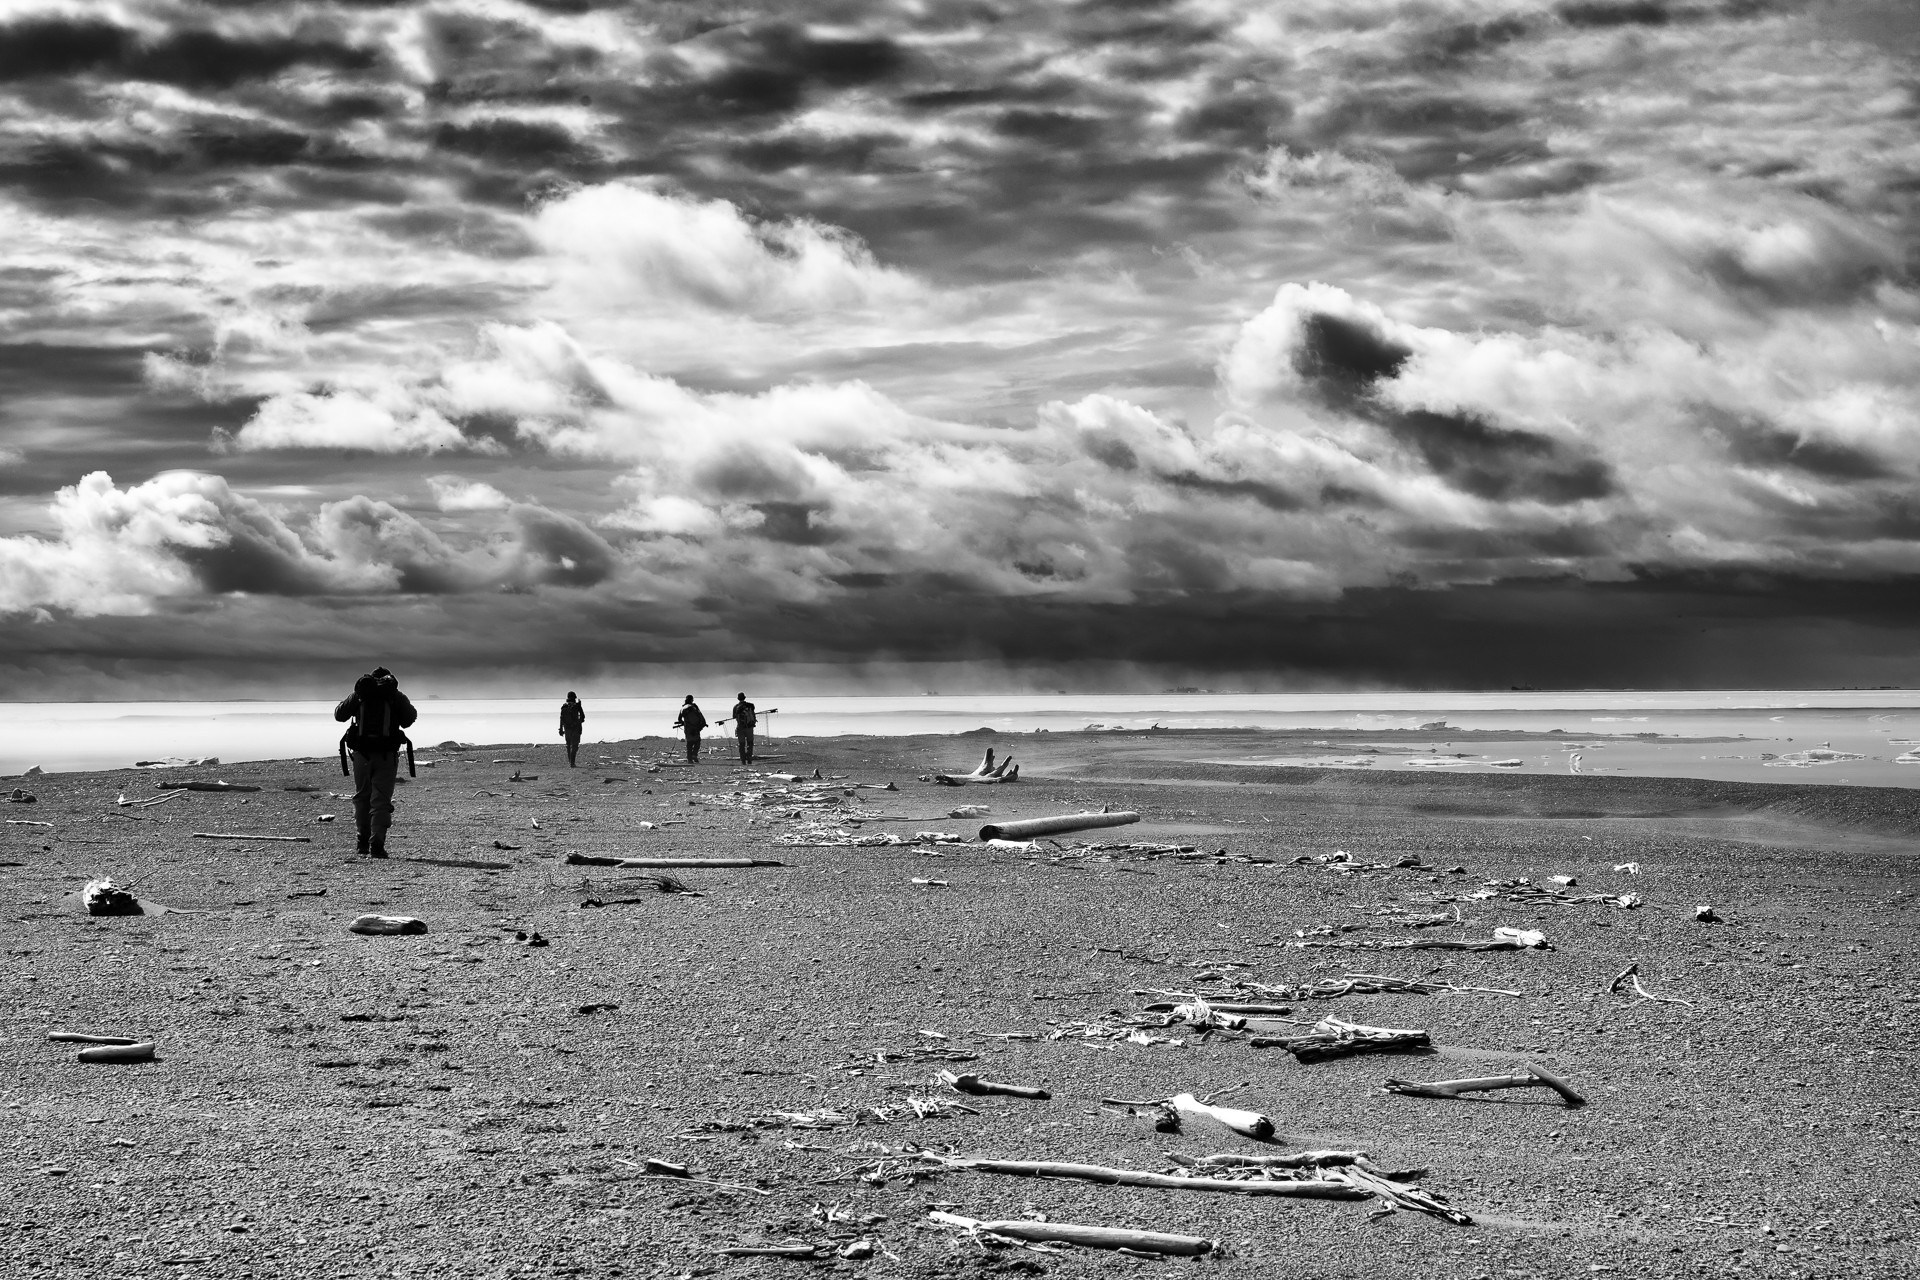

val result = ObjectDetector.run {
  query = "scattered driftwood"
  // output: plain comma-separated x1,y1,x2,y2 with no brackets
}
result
926,1154,1368,1200
1147,972,1521,1006
1384,1062,1586,1107
77,1042,156,1064
48,1032,139,1045
155,781,261,793
938,1069,1050,1100
348,914,428,936
978,809,1139,841
1256,1016,1431,1062
192,832,313,843
1609,962,1695,1007
928,748,1020,786
928,1211,1216,1257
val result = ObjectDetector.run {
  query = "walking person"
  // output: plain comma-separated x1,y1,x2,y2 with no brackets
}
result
333,666,417,859
730,691,757,765
673,694,707,764
559,691,586,767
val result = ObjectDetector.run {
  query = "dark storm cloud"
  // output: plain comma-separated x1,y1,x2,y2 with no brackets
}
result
1287,306,1614,505
0,17,376,87
1383,409,1615,505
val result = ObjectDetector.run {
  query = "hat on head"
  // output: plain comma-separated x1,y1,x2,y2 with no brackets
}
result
683,694,695,703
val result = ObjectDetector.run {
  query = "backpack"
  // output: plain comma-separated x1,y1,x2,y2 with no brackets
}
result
734,702,757,729
357,682,403,745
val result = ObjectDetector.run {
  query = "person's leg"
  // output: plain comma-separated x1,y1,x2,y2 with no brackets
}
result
566,732,579,767
368,750,400,857
350,751,373,855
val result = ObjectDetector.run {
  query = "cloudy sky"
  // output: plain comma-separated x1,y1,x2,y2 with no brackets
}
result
0,0,1916,697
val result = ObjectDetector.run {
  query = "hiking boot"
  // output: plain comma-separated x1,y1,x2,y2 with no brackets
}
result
356,832,370,857
369,841,388,859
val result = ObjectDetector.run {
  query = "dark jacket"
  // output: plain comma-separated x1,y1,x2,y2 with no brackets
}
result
560,699,585,735
674,703,707,734
732,700,756,729
335,679,418,752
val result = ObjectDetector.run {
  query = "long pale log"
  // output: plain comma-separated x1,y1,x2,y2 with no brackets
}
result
1383,1062,1585,1108
1177,1150,1372,1170
930,1211,1217,1256
48,1032,139,1046
193,832,312,843
935,1156,1366,1200
77,1042,156,1064
978,811,1140,841
619,857,782,869
938,1070,1050,1100
156,781,261,792
1168,1092,1275,1141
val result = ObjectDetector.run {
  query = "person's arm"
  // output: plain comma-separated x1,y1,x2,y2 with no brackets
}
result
334,696,357,723
395,693,418,729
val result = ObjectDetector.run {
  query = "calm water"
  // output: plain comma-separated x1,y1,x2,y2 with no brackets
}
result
8,690,1920,788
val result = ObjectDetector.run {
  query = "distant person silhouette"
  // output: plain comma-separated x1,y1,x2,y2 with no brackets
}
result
333,666,417,858
673,695,707,764
559,691,585,767
730,692,757,764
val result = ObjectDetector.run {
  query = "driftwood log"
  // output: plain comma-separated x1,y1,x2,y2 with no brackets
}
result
347,914,428,936
938,1070,1050,1100
978,810,1140,841
1257,1016,1431,1062
76,1042,156,1064
155,781,261,792
930,748,1020,786
929,1211,1216,1256
1167,1092,1275,1140
48,1032,140,1046
564,853,782,869
193,832,312,843
1383,1063,1586,1107
929,1156,1367,1200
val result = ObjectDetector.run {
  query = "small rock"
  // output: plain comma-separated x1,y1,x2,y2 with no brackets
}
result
317,814,336,823
1694,905,1721,923
838,1240,875,1260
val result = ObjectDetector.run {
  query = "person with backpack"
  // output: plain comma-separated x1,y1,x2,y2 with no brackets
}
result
730,692,757,765
559,691,586,767
333,666,418,858
672,695,707,764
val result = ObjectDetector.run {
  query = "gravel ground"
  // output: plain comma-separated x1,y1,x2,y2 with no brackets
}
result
3,729,1917,1280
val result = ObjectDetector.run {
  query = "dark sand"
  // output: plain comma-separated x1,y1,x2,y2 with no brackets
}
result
3,730,1917,1278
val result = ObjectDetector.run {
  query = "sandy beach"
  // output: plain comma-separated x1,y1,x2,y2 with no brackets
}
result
3,729,1916,1278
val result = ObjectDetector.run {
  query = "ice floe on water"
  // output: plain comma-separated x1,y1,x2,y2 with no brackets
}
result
1763,746,1867,768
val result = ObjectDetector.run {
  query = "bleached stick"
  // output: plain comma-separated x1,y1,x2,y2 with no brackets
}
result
929,1155,1366,1200
929,1210,1217,1256
193,832,312,843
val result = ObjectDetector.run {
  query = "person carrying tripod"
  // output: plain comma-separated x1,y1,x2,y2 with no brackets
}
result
673,695,707,764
